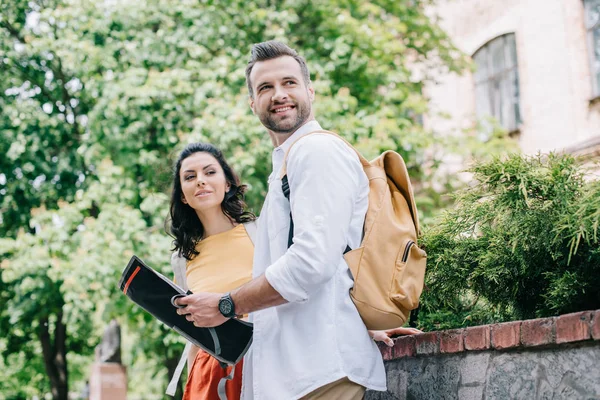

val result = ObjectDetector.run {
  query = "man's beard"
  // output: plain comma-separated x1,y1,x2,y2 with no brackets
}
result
259,101,311,134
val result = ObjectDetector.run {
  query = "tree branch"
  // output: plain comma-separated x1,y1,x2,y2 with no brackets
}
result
0,21,26,44
50,22,81,137
55,311,69,398
39,316,60,400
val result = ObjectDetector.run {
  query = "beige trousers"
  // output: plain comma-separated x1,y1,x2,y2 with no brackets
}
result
300,377,366,400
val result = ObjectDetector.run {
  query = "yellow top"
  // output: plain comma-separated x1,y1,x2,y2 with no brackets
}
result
186,224,253,294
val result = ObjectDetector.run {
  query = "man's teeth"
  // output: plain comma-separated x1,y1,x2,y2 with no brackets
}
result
274,107,292,112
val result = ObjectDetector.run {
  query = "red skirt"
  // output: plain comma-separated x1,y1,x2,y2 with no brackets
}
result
183,349,243,400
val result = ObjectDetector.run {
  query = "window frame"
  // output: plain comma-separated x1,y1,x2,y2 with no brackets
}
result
472,33,522,134
584,0,600,98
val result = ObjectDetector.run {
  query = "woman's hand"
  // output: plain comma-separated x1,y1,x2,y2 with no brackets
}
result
369,327,423,347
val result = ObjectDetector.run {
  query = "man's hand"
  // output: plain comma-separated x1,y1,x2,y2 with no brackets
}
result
174,292,228,328
369,327,423,347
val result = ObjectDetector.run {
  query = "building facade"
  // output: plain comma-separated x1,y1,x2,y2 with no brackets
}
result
425,0,600,160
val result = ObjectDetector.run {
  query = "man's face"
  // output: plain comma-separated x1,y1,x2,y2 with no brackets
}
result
249,56,314,135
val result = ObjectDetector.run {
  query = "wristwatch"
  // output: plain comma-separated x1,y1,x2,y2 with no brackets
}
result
218,293,237,318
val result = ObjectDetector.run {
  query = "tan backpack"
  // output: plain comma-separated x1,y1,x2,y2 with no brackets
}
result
280,130,427,330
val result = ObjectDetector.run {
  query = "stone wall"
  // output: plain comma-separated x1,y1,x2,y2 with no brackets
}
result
366,310,600,400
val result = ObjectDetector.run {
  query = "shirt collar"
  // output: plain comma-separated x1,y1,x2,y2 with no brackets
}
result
275,120,322,154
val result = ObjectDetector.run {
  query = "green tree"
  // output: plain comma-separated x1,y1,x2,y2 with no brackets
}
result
1,0,479,398
0,162,176,399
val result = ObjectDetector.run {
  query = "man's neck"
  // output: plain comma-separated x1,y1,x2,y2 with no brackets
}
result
268,118,316,148
268,130,292,148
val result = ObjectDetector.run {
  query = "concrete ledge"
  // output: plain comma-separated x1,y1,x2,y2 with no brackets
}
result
440,329,464,354
593,311,600,340
383,309,600,360
556,311,592,343
465,325,490,351
367,310,600,400
491,321,520,350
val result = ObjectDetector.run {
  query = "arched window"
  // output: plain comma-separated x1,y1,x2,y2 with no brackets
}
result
473,34,522,133
585,0,600,97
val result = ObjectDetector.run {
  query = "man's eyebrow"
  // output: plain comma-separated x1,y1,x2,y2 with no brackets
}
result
256,80,271,88
257,76,300,88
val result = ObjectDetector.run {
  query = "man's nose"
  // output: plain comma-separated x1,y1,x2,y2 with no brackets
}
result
271,84,288,102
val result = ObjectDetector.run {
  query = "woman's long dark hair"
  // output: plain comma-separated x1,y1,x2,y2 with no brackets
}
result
167,142,255,260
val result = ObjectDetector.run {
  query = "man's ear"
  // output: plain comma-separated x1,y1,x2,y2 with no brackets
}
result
249,96,256,115
308,84,315,102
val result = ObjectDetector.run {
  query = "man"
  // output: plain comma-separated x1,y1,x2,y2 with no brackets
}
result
176,40,386,399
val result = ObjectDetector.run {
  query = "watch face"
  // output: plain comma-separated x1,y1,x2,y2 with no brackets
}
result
220,299,233,316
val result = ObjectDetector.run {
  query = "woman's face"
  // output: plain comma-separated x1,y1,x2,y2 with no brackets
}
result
179,152,230,213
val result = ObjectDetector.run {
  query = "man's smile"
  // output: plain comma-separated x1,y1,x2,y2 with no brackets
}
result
271,105,295,114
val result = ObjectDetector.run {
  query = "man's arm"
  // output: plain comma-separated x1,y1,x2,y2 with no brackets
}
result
175,274,287,327
231,274,287,315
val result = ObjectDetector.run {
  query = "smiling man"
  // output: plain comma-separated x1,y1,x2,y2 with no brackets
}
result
176,41,386,399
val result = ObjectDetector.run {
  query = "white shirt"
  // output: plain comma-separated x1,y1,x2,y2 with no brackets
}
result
242,121,386,400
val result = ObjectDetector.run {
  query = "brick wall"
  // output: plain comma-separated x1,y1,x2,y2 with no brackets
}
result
367,310,600,399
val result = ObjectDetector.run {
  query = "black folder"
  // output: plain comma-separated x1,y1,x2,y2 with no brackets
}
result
118,255,253,365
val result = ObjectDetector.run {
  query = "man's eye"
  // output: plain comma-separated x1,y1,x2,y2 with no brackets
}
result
259,85,271,92
285,81,295,85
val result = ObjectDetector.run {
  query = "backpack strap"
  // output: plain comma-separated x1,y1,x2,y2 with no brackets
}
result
281,177,295,249
171,252,188,292
278,130,370,180
280,130,354,253
242,220,258,245
166,342,191,396
217,362,236,400
166,252,190,396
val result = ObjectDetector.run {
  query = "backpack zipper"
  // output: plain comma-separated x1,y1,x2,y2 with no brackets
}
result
402,241,415,263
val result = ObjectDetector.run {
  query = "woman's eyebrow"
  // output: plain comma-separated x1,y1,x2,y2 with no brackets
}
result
182,163,215,173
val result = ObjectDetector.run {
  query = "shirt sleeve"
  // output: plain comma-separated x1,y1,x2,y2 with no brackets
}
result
264,134,365,303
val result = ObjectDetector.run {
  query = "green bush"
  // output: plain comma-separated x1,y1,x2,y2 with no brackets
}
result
417,153,600,331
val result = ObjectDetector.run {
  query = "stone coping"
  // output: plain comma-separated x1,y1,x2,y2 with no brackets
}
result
378,310,600,361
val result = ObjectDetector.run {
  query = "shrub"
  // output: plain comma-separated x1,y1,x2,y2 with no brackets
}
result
417,153,600,331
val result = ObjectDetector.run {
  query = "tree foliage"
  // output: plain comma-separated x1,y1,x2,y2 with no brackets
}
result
419,153,600,331
0,0,485,398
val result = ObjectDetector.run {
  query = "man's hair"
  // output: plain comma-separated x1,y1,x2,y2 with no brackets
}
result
245,40,311,98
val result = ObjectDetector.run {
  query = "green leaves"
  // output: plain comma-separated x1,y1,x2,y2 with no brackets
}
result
420,153,600,330
0,0,487,397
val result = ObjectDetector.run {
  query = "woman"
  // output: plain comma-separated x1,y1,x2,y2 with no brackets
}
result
167,142,421,399
168,142,255,400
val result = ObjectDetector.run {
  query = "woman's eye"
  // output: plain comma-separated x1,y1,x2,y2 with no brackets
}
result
206,171,215,175
184,175,194,181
